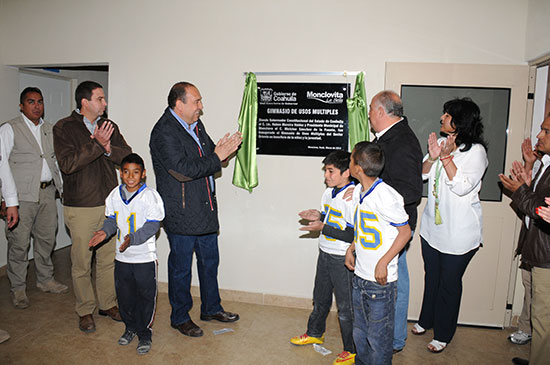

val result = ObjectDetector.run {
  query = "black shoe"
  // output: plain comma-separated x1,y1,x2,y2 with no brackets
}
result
118,329,136,345
200,311,239,323
137,339,152,355
171,320,204,337
512,358,529,365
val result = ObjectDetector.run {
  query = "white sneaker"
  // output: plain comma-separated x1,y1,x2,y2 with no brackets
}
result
37,279,68,294
509,330,531,345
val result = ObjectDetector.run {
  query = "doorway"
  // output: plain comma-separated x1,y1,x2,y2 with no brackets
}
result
18,65,109,254
385,62,529,328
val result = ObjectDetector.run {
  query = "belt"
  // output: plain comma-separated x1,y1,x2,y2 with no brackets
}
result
40,180,53,189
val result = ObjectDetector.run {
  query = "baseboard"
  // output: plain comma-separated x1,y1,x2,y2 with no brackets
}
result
158,282,320,310
0,265,6,277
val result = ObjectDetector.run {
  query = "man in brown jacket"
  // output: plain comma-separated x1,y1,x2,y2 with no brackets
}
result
54,81,132,333
500,115,550,365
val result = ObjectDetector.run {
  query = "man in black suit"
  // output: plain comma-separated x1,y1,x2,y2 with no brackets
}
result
368,90,423,353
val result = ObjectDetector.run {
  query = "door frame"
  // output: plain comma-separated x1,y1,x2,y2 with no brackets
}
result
385,62,529,327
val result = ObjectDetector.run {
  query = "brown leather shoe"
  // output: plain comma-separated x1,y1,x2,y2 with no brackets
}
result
98,306,122,322
171,320,204,337
79,314,96,333
200,311,239,323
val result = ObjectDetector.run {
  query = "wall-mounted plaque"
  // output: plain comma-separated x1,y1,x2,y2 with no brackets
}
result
257,82,350,156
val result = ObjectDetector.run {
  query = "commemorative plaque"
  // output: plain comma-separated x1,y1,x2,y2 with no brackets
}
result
257,82,350,156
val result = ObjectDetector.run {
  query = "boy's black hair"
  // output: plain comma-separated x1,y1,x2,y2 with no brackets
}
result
121,153,145,170
322,150,351,173
352,141,384,177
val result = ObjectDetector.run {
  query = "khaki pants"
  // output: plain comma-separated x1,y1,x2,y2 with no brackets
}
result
64,205,116,316
6,184,57,292
518,268,532,335
531,266,550,365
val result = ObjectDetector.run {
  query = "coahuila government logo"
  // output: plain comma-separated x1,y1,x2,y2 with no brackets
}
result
306,90,344,104
260,88,273,103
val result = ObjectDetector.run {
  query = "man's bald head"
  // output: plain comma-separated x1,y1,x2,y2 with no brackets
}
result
369,90,403,133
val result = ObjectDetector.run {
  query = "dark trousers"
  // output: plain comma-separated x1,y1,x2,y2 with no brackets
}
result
114,260,157,341
306,250,355,353
167,232,223,325
418,237,477,343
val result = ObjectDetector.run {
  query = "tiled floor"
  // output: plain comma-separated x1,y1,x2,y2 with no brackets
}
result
0,247,529,364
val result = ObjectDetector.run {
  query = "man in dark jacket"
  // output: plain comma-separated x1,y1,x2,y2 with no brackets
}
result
500,115,550,365
368,90,423,352
150,82,242,337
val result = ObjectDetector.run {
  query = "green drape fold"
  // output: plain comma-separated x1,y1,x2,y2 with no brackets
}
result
232,72,258,192
347,72,370,150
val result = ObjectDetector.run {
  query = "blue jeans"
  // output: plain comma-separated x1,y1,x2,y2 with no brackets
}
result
393,240,411,350
306,250,354,353
352,275,396,365
167,232,223,325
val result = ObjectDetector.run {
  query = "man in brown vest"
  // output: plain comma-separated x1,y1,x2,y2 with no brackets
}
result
0,87,67,309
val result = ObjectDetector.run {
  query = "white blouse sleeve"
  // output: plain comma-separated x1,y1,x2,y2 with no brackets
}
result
445,144,488,197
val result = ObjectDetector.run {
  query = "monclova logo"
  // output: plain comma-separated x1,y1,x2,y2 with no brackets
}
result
306,90,344,104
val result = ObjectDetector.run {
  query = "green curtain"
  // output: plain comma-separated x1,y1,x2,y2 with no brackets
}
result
232,72,258,192
347,72,369,151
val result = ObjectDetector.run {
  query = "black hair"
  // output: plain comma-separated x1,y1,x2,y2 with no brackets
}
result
168,81,195,108
443,97,488,152
352,141,384,177
322,150,351,173
20,87,43,104
375,90,403,118
75,81,103,109
120,153,145,170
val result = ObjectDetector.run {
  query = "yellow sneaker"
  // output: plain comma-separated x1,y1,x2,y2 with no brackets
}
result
290,333,324,345
333,351,356,365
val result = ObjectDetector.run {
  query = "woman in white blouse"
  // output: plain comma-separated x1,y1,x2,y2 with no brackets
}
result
411,98,488,353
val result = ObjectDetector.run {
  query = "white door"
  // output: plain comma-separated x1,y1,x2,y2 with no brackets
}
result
385,62,529,327
19,70,72,252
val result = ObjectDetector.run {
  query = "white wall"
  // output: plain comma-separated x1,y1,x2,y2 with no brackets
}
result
0,0,531,299
526,0,550,61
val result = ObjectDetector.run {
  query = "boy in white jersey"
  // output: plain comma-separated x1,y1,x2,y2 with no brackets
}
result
345,142,411,365
290,151,356,365
89,153,164,355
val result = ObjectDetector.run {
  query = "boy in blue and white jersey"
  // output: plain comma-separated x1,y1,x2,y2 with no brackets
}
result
345,142,411,365
89,153,164,355
290,150,356,365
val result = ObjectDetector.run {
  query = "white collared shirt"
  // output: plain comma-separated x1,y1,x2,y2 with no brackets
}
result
0,113,53,206
374,118,404,140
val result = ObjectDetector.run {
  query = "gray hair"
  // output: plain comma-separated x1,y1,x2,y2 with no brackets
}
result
374,90,403,118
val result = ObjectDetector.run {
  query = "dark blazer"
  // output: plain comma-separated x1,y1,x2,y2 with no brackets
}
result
376,117,423,230
513,165,550,268
149,107,221,235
